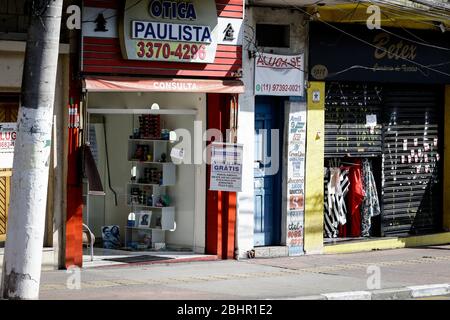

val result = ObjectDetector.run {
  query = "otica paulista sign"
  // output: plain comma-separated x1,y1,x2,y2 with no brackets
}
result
121,0,219,63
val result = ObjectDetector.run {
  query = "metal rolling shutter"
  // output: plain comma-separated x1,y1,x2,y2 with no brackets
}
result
325,83,383,158
381,87,442,236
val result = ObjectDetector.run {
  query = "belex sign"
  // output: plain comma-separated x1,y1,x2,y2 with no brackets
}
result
121,0,219,63
309,23,450,83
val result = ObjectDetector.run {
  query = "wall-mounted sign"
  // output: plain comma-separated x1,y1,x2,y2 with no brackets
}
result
82,7,118,38
310,64,328,80
0,123,17,169
121,0,219,63
255,53,304,96
286,102,306,256
312,90,321,103
223,23,235,42
84,77,245,93
209,143,243,192
309,23,450,83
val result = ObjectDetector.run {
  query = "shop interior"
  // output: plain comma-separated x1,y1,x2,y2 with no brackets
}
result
82,91,207,258
323,82,443,244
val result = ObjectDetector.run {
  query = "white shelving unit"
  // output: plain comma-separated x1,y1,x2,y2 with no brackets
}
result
125,137,176,250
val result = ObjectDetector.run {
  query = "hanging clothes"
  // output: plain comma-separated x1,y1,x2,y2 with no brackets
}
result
360,159,381,237
324,168,338,238
343,159,365,237
324,166,350,238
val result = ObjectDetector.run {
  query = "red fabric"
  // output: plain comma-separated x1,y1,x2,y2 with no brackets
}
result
346,159,365,237
337,160,365,238
338,221,348,237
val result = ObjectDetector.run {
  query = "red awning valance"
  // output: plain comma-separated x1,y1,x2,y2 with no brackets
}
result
83,76,245,94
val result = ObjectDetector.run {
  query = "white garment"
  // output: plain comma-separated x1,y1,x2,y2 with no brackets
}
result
327,167,347,225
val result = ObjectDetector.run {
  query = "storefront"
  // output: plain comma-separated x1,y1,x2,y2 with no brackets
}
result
307,22,450,253
66,0,244,267
0,38,69,269
236,6,308,258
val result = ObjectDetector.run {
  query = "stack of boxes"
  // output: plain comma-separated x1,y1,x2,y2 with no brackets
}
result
139,115,161,139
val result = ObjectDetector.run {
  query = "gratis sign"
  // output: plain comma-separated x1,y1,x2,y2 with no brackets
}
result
209,143,243,192
255,53,304,96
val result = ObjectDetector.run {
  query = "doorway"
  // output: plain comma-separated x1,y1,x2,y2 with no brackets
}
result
254,96,285,247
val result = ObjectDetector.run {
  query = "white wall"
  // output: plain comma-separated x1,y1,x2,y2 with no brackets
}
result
237,6,307,258
0,41,70,91
0,52,23,91
86,92,206,252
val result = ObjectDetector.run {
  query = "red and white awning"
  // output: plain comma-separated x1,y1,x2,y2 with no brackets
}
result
83,76,245,94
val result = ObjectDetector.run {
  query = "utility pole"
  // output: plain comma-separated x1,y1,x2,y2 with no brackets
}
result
1,0,64,299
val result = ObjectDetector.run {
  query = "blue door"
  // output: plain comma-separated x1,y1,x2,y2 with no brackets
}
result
254,97,283,247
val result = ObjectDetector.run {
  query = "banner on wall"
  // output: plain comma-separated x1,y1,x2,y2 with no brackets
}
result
255,53,304,96
0,123,17,169
209,143,243,192
286,102,306,256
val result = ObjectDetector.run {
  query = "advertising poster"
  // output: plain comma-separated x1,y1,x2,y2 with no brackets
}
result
0,123,17,169
286,102,306,256
210,143,243,192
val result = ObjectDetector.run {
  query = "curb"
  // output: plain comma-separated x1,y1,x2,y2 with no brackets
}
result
284,283,450,300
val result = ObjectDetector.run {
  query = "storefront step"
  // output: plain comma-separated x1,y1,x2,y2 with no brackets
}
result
323,232,450,254
253,246,289,258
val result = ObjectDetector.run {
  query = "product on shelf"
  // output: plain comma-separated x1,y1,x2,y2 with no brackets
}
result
159,153,167,162
139,115,161,139
136,168,163,184
130,187,140,205
129,186,169,207
161,129,170,140
126,115,176,251
132,144,152,162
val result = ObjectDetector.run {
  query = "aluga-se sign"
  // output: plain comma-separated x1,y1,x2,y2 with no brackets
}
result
122,0,219,63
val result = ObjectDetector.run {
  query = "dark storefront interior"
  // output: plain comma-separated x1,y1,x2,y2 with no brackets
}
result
323,82,444,242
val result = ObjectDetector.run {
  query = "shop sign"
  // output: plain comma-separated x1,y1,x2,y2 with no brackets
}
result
0,123,17,169
255,53,304,96
84,77,245,94
209,143,243,192
309,23,450,83
122,0,219,63
286,102,306,256
82,7,118,38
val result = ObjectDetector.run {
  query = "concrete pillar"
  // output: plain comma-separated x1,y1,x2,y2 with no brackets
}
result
304,81,325,254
